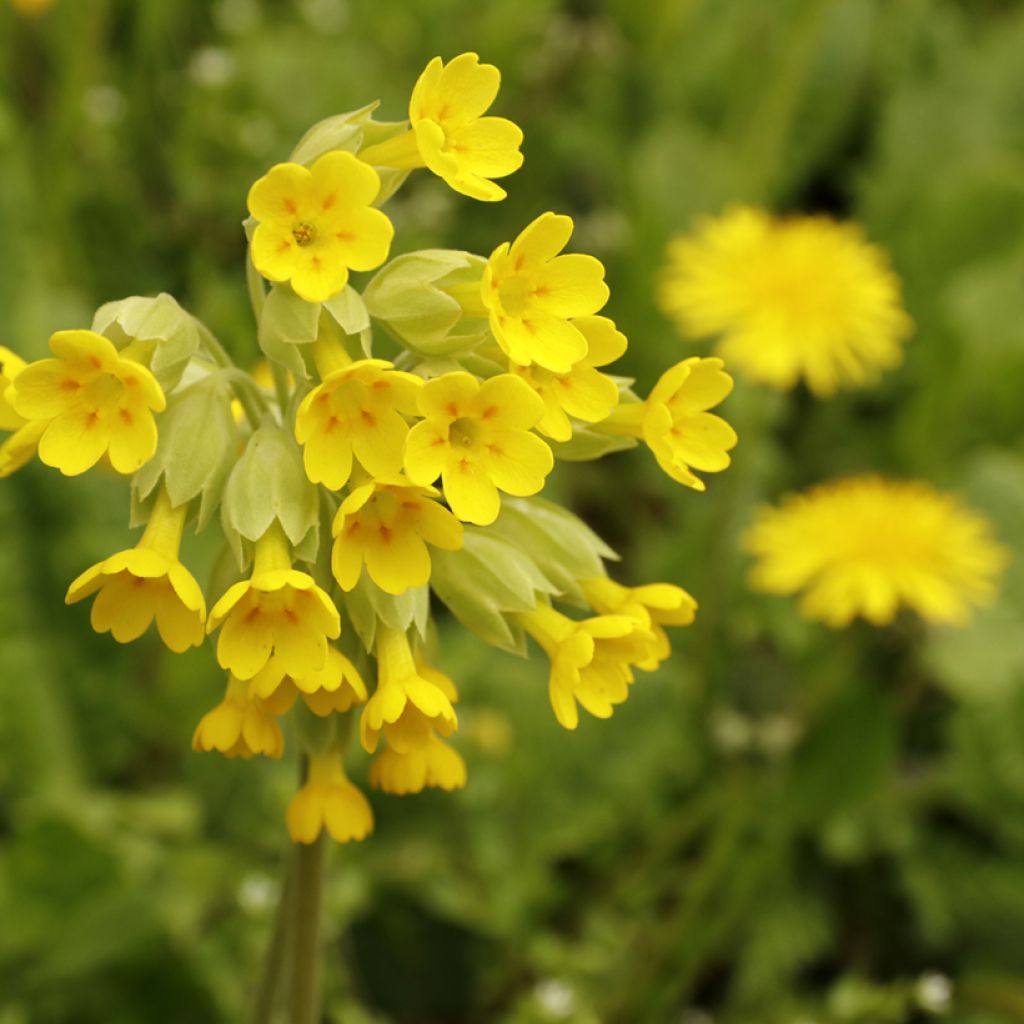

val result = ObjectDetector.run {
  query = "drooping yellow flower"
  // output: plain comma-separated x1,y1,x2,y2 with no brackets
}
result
331,476,462,594
207,522,340,681
359,52,523,202
286,750,374,845
582,577,697,668
518,604,659,730
481,212,610,372
0,347,44,478
369,734,467,795
303,651,368,716
295,358,422,491
360,627,458,754
10,330,165,476
65,488,206,652
192,675,285,759
510,315,625,440
248,150,393,302
659,206,913,395
597,357,736,490
744,476,1008,627
404,371,553,525
248,642,367,705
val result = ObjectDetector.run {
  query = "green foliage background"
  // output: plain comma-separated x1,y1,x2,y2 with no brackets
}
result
2,0,1023,1021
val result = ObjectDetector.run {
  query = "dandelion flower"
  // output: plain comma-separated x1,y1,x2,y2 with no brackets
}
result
744,476,1008,627
659,206,913,395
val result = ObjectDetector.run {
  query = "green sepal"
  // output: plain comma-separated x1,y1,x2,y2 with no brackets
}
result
489,498,618,600
92,293,203,392
131,370,241,530
221,422,319,570
341,575,429,653
322,288,372,358
430,530,558,654
289,102,411,204
548,426,638,462
363,250,490,357
257,284,317,381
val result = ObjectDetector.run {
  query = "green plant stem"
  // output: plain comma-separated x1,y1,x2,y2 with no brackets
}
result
247,249,267,322
249,855,294,1024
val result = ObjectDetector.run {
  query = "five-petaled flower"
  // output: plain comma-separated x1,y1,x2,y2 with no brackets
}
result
518,604,660,730
332,476,463,594
359,52,523,202
207,522,341,682
286,749,374,844
192,675,287,760
482,212,610,373
404,371,553,526
248,150,394,302
65,488,206,652
295,358,422,491
10,329,165,476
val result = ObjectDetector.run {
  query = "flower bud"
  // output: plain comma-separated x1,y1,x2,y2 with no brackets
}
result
363,250,489,357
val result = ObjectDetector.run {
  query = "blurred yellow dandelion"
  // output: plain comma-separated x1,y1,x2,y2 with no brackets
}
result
744,476,1008,627
659,206,913,395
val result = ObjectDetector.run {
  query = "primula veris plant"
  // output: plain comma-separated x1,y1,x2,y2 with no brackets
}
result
1,53,737,854
658,206,914,396
744,476,1008,627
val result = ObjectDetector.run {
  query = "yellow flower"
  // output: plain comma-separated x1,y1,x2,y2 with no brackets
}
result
192,675,285,759
207,522,341,681
286,750,374,845
295,358,422,491
0,347,44,478
65,488,206,652
482,212,610,372
582,577,697,668
659,206,913,395
331,476,462,594
369,734,467,795
360,627,458,754
249,642,367,704
0,347,26,431
597,357,736,490
518,604,659,730
10,330,165,476
302,653,368,716
248,150,394,302
510,315,625,440
404,371,553,525
359,52,523,202
744,476,1009,627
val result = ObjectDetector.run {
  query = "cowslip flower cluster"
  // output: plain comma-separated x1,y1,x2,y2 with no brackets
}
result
3,53,737,847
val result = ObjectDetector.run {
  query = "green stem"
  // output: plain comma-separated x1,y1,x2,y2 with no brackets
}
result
247,248,267,322
249,854,294,1024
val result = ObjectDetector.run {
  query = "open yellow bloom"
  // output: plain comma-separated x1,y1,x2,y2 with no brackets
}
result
0,347,44,478
482,212,610,373
744,476,1008,627
659,207,913,395
582,577,697,668
0,347,26,430
598,357,736,490
295,358,422,491
404,371,552,525
248,150,393,302
192,675,285,760
369,734,467,795
303,649,368,717
518,604,659,730
360,627,458,754
511,315,625,440
248,642,367,705
359,52,523,202
207,522,340,681
332,476,462,594
65,488,206,652
10,330,165,476
286,750,374,845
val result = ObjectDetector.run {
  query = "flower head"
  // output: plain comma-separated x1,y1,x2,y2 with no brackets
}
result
207,522,341,681
369,734,467,795
248,150,393,302
360,627,458,754
511,315,625,440
0,346,26,431
10,330,165,476
286,750,374,844
482,212,610,372
65,489,206,652
582,577,697,668
744,476,1008,627
659,206,913,395
519,604,659,730
192,675,285,759
404,371,553,525
295,358,422,490
332,476,462,594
